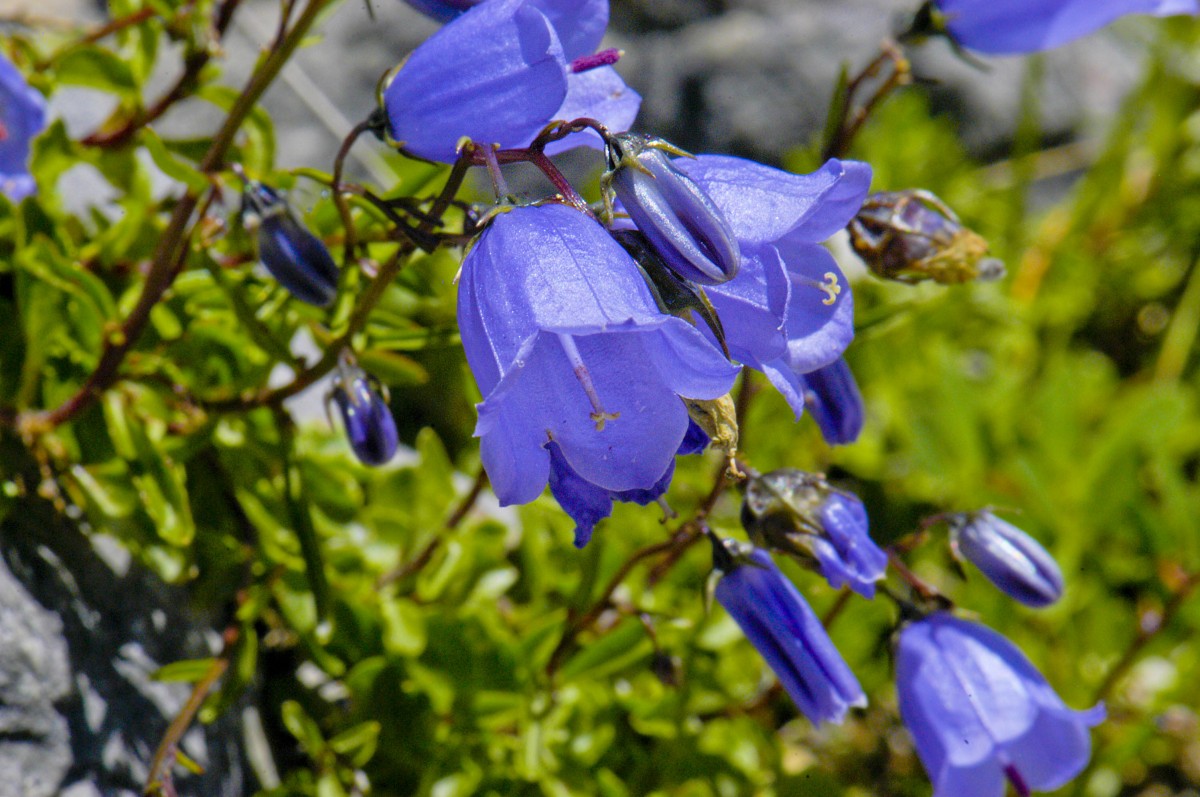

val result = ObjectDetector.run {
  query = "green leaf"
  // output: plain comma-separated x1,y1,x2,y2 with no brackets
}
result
152,658,217,683
54,46,138,97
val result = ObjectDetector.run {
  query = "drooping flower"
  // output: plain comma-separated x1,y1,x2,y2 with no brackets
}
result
329,361,400,466
458,202,738,509
741,469,886,597
897,612,1104,797
606,134,740,285
241,180,340,307
0,53,47,202
383,0,640,162
711,537,867,724
799,357,864,445
674,156,872,418
914,0,1198,56
949,511,1064,607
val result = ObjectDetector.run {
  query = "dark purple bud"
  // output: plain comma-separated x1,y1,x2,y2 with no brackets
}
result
331,367,399,466
950,511,1064,607
711,536,866,724
848,189,1004,285
243,182,339,307
741,469,886,597
605,134,739,286
801,357,864,445
401,0,482,23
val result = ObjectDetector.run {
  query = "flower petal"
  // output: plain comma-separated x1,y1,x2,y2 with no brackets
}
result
384,0,567,162
677,156,872,245
545,66,641,155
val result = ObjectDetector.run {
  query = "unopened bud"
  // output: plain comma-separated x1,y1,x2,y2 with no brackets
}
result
242,181,340,307
949,511,1063,607
742,469,886,597
848,190,1004,285
329,363,399,466
605,133,739,285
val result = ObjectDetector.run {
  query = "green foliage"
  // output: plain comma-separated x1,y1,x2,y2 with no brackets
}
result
2,5,1200,797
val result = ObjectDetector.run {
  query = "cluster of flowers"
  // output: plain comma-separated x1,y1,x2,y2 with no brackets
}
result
3,0,1194,793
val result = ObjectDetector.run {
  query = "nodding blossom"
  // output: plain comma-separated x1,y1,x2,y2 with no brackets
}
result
0,54,47,202
897,612,1104,797
457,202,738,516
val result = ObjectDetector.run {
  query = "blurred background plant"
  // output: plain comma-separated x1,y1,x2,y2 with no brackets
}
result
0,0,1198,795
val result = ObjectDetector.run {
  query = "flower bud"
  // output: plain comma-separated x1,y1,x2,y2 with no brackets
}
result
950,511,1064,607
710,535,866,724
741,469,886,597
848,189,1004,285
330,365,399,466
605,134,739,285
242,181,339,307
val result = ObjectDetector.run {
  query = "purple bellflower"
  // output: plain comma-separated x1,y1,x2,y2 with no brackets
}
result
799,357,864,445
712,537,867,724
897,612,1104,797
550,421,709,548
923,0,1198,55
950,511,1064,607
329,361,400,466
458,203,738,511
674,156,872,419
0,54,47,202
741,469,887,598
242,181,340,307
383,0,639,162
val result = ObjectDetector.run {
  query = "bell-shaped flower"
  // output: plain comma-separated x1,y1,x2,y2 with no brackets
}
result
606,134,740,285
897,612,1104,797
674,156,872,418
458,202,738,509
711,537,867,724
329,363,400,466
741,469,886,597
916,0,1197,56
242,180,340,307
799,357,864,445
0,54,47,201
950,511,1064,607
383,0,639,162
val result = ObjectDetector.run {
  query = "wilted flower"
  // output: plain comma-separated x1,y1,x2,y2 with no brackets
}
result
741,469,886,597
241,180,339,307
897,612,1104,797
0,53,47,201
329,362,400,466
910,0,1197,55
848,189,1004,284
605,134,740,285
950,511,1064,607
383,0,639,162
458,203,738,509
800,357,864,445
711,536,867,724
675,156,872,419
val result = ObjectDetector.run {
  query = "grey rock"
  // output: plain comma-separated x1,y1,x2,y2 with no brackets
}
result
0,502,247,797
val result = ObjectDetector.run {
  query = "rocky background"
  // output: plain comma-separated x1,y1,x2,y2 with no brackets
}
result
0,0,1157,793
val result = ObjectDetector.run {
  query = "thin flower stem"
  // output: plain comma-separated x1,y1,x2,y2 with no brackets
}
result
332,118,378,267
144,622,241,797
376,467,489,589
1092,569,1200,703
821,41,912,161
